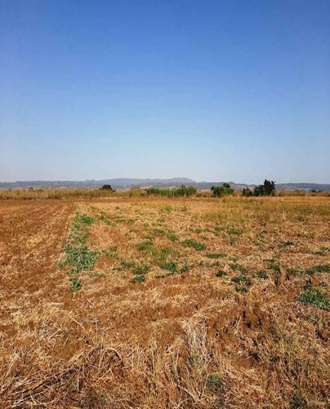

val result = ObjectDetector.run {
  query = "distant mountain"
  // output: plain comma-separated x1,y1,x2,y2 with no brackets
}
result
0,177,195,189
276,183,330,192
0,179,329,192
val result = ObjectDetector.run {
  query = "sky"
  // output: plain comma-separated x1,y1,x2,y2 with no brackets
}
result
0,0,329,184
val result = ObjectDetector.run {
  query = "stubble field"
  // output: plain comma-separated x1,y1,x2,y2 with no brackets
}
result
0,195,329,408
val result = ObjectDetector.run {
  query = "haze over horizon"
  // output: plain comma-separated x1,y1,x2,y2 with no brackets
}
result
1,0,329,184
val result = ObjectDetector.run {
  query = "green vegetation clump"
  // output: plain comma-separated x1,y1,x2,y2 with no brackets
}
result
216,270,227,277
166,232,178,242
183,239,206,251
159,262,177,273
133,264,150,275
211,183,234,197
180,261,189,273
289,392,308,409
298,288,330,310
242,179,276,197
132,274,145,284
306,264,330,275
76,214,95,225
64,245,98,273
62,212,99,291
231,274,251,286
69,277,81,292
206,373,224,393
137,240,154,252
146,185,197,197
100,184,114,191
257,271,268,279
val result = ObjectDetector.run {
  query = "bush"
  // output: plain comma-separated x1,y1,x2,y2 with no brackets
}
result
211,183,234,197
100,184,114,191
146,185,197,197
242,180,276,197
242,187,253,197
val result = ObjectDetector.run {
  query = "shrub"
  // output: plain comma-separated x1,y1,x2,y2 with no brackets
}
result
146,185,197,197
254,180,276,196
100,184,114,191
211,183,234,197
242,180,276,197
242,187,253,196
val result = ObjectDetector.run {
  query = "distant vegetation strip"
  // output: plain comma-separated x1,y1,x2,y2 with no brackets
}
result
0,180,330,200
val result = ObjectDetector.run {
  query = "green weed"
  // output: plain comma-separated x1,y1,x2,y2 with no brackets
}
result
183,239,206,251
132,274,145,284
159,262,177,273
69,277,81,292
298,288,330,310
306,264,330,275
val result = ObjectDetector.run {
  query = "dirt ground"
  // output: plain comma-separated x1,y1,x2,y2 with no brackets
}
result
0,196,329,408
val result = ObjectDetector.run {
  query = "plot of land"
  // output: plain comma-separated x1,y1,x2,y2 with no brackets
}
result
0,196,329,408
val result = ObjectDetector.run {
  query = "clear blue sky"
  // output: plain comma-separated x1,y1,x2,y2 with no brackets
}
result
1,0,329,183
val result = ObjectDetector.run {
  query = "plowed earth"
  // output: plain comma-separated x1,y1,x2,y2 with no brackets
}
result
0,197,329,409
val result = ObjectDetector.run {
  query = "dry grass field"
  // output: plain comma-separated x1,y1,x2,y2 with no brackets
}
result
0,194,329,408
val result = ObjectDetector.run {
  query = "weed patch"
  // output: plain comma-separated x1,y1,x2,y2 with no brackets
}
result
62,212,99,290
299,288,330,310
69,277,81,292
183,239,206,251
159,262,177,273
306,264,330,275
132,274,145,284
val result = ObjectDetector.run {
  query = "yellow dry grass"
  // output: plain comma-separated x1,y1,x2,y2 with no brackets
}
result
0,195,329,408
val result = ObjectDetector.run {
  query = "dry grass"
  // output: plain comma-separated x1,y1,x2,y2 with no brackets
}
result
0,195,329,408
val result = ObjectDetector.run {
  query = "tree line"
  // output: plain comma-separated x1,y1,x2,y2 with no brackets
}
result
100,179,276,197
